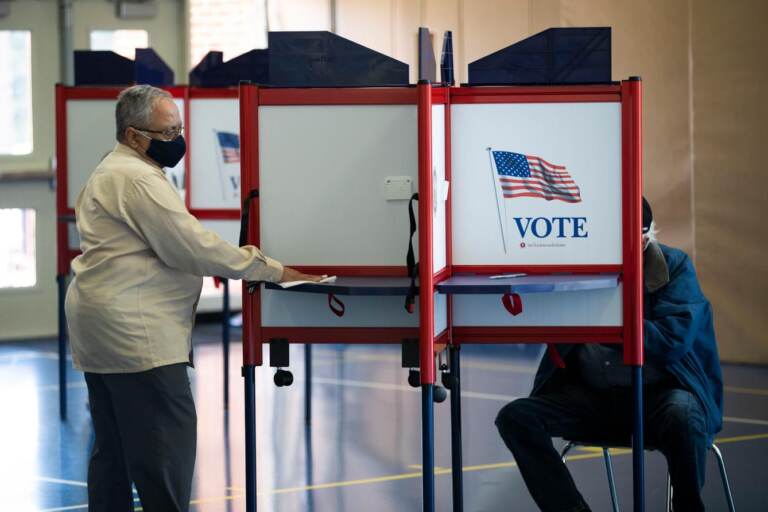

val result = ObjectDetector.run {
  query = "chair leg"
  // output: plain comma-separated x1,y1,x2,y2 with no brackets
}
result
711,444,736,512
603,448,620,512
665,471,672,512
560,441,575,462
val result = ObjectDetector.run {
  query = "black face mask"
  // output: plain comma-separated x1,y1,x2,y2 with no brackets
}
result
144,135,186,168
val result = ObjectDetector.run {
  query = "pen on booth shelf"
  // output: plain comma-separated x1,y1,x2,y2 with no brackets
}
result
488,273,527,279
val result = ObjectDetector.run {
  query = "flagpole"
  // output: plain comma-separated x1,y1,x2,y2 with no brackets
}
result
487,147,508,253
214,129,230,200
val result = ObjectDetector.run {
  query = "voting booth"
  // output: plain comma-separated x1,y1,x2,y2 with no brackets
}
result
238,81,451,511
55,85,242,271
238,81,643,512
54,50,246,419
438,80,643,512
238,28,645,512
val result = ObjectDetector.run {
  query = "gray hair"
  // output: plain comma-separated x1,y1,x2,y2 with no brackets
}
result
643,220,658,249
115,85,171,142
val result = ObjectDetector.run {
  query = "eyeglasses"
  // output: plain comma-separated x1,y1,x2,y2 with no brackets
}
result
132,125,184,140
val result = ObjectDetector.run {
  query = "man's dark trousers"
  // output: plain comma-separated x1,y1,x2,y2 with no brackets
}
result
84,363,196,512
495,373,708,512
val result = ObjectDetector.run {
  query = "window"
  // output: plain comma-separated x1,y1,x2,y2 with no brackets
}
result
0,209,36,288
90,29,149,59
0,31,32,155
188,0,267,68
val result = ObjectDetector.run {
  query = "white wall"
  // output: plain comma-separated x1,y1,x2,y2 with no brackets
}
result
72,0,185,79
0,181,58,340
0,0,59,174
0,0,184,341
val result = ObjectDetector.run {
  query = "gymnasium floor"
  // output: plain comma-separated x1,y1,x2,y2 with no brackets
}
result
1,321,767,511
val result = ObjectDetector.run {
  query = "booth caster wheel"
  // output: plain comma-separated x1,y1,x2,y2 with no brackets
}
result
433,386,448,403
274,369,294,387
441,372,455,390
407,369,421,388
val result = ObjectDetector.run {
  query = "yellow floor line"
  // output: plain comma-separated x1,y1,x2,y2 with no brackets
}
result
189,494,243,505
217,431,768,508
317,352,538,374
272,473,423,494
714,432,768,444
136,494,244,511
223,452,631,498
724,385,768,397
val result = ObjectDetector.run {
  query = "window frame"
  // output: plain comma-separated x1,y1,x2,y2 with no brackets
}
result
0,29,34,157
88,28,151,60
0,207,39,294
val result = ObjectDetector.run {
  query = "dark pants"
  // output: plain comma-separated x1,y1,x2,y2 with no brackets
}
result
495,374,708,512
84,363,197,512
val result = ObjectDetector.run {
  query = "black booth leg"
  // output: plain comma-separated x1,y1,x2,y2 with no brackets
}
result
222,279,230,409
632,366,645,512
57,274,67,421
449,346,464,512
243,365,257,512
305,344,312,426
422,383,435,512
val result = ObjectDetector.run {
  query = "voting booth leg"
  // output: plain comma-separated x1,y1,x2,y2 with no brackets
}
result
222,279,230,409
449,346,464,512
243,365,257,512
632,366,645,512
57,274,67,421
305,344,312,426
421,383,436,512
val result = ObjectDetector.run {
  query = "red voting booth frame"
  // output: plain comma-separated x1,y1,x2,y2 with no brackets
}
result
54,85,243,421
237,79,644,512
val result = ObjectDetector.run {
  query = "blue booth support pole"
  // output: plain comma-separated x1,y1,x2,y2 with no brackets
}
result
421,383,435,512
621,76,644,512
57,274,68,421
632,366,644,512
416,78,436,512
305,344,312,426
449,345,463,512
222,279,230,409
243,365,257,512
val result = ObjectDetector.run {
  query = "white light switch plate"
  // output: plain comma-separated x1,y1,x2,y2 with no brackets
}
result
384,176,413,200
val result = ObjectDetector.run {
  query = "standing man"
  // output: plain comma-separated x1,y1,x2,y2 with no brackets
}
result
65,84,319,511
495,198,723,511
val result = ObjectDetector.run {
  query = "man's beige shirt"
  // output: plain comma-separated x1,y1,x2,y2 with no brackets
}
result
66,143,283,373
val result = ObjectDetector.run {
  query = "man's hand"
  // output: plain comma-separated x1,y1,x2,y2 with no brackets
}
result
280,266,324,283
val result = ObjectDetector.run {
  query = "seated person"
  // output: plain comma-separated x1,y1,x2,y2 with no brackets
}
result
495,198,723,512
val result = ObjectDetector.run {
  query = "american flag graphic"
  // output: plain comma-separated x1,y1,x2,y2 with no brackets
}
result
216,131,240,163
492,150,581,203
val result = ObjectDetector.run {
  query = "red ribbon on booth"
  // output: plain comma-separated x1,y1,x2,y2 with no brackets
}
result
501,293,523,316
327,294,345,317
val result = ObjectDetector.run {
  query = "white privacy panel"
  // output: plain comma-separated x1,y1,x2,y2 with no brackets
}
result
200,219,241,246
431,104,447,273
67,223,80,251
258,105,421,266
451,102,622,265
451,285,622,327
66,100,119,208
262,290,447,334
66,98,186,208
189,98,240,210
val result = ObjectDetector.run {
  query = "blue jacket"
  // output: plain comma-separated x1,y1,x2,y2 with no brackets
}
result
531,244,724,436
